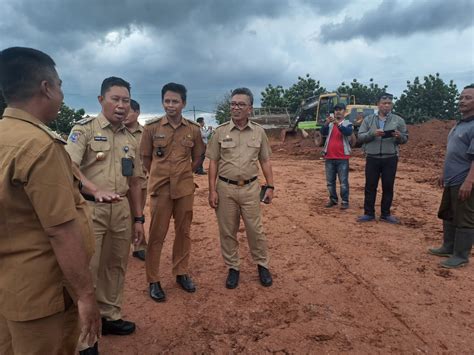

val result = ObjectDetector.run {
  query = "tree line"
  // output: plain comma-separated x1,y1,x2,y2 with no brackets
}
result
216,73,462,124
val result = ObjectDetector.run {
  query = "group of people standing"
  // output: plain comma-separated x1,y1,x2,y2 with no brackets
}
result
322,88,474,270
0,47,275,355
0,45,472,355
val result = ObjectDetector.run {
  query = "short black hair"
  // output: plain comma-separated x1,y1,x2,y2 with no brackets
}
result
161,82,187,102
100,76,131,96
0,47,57,103
464,84,474,90
377,92,394,102
196,117,204,123
130,99,140,112
231,87,254,105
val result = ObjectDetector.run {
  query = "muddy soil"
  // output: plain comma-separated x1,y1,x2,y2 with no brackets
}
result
101,119,474,354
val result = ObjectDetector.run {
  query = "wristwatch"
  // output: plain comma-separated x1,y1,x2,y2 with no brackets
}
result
134,216,145,224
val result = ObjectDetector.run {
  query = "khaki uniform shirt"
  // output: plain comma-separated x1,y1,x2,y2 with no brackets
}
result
140,116,205,199
206,119,271,180
0,108,94,321
66,113,143,196
127,122,148,190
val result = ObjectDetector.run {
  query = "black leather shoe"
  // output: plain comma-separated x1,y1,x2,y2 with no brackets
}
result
101,318,135,336
132,250,146,261
79,342,98,355
225,268,240,289
176,274,196,293
258,265,273,287
149,282,166,302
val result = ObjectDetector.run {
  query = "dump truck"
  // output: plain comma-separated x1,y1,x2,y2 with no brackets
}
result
281,92,378,146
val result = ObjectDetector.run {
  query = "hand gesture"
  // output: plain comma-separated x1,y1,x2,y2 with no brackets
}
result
94,190,122,203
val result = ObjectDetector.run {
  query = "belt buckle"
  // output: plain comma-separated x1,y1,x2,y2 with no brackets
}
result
237,179,245,187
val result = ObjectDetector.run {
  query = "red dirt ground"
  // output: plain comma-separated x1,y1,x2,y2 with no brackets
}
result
101,119,474,354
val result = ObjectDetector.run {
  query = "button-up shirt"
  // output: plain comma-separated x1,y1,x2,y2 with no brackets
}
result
0,108,94,321
206,119,271,180
66,113,143,196
140,116,205,199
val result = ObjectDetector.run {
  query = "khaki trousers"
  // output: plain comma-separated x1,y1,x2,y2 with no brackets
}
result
146,184,194,283
88,199,131,321
215,179,269,270
0,301,78,355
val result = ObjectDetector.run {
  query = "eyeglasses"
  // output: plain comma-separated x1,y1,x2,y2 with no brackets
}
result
230,102,249,109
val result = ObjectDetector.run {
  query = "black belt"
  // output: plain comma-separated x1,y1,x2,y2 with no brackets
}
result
219,176,257,186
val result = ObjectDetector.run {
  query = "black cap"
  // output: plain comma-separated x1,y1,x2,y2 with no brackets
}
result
334,103,346,110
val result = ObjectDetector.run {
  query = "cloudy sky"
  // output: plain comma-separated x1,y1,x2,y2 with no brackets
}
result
1,0,473,119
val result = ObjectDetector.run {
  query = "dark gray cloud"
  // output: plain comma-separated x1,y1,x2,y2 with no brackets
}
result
320,0,474,42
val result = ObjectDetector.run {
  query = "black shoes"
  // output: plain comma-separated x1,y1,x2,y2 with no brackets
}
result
79,342,98,355
149,282,166,302
101,318,135,336
325,200,337,208
176,274,196,293
258,265,273,287
132,250,146,261
226,268,240,289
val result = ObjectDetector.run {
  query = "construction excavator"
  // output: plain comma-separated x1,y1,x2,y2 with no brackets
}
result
280,92,377,146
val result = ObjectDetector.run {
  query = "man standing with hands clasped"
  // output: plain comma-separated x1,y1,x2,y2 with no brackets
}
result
206,87,275,289
357,93,408,223
429,84,474,268
321,103,353,209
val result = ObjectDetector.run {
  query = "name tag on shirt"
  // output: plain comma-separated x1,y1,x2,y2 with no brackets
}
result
94,136,108,142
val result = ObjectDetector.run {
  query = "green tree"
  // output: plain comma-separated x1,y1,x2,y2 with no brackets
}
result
48,103,85,136
261,84,287,108
215,92,232,125
394,73,459,123
283,74,326,113
261,74,326,113
337,78,388,105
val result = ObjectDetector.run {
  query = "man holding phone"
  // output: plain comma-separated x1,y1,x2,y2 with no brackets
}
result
357,93,408,223
207,87,274,289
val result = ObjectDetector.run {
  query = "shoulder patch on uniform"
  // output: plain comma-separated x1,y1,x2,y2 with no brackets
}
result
249,119,263,128
185,118,200,127
216,121,230,128
145,117,163,125
76,116,95,125
38,124,67,144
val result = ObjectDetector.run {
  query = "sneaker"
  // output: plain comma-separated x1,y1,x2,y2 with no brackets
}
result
357,214,375,222
341,202,349,210
380,215,399,224
325,200,338,208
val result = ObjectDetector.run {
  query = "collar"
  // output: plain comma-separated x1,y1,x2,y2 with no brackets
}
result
161,115,188,127
460,115,474,123
97,112,126,131
229,118,253,131
2,107,45,126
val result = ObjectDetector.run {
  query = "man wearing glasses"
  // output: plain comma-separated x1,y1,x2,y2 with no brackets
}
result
206,87,275,289
357,93,408,223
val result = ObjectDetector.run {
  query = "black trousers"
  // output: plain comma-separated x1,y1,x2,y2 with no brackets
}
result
364,155,398,217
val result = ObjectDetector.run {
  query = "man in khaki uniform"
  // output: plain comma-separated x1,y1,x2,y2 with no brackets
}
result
0,47,100,354
140,82,205,302
66,77,145,341
124,99,148,261
207,87,275,289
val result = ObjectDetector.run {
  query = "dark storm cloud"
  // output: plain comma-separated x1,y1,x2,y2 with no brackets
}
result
320,0,474,42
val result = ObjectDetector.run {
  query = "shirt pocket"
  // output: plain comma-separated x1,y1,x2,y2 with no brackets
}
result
247,139,261,161
152,136,171,160
220,140,236,159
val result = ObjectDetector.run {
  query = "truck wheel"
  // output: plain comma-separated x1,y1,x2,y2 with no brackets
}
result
314,131,324,147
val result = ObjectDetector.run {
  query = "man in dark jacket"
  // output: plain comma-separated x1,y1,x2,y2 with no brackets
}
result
357,93,408,223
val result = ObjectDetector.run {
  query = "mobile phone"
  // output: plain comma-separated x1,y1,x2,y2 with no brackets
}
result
382,129,395,139
260,185,270,204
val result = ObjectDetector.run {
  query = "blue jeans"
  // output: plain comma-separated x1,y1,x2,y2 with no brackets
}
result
325,159,349,204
